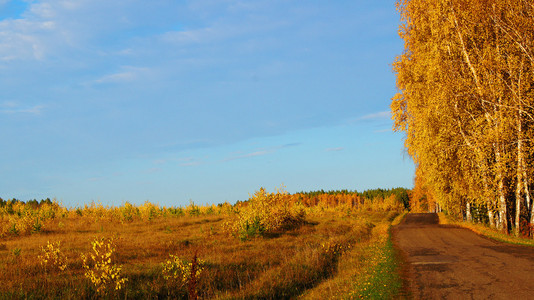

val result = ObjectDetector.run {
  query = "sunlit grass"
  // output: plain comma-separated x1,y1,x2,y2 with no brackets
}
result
349,226,403,299
0,190,408,298
1,213,394,298
299,212,406,299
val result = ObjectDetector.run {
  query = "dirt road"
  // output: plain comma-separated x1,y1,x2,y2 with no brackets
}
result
393,213,534,299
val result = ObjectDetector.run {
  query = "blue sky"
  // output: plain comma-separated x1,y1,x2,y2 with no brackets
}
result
0,0,413,207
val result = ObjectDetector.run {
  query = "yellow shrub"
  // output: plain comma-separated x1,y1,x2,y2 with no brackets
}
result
161,254,204,287
226,187,305,240
81,237,127,294
38,241,68,272
139,201,160,221
120,202,138,222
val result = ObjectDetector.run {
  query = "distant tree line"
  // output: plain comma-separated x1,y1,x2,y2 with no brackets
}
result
296,188,410,210
0,197,55,208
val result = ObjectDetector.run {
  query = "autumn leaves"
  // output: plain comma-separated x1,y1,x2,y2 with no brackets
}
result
392,0,534,234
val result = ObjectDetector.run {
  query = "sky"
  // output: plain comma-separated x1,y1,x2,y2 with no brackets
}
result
0,0,414,207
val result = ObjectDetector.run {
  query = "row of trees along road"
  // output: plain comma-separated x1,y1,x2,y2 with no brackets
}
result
391,0,534,235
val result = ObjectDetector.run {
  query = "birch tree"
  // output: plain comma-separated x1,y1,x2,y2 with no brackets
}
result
392,0,534,234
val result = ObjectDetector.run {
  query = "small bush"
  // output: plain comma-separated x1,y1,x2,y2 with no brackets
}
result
161,253,205,294
120,202,137,222
226,187,305,240
81,237,127,295
38,241,68,272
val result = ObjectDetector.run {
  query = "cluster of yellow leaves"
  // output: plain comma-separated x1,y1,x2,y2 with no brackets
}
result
226,187,305,239
161,254,204,287
38,241,68,272
81,237,127,294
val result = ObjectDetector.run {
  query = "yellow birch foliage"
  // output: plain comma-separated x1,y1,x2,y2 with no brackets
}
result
392,0,534,231
38,241,68,272
81,237,127,294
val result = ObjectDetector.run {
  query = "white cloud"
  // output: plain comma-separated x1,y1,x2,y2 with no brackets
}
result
0,1,175,62
0,19,51,60
29,2,56,19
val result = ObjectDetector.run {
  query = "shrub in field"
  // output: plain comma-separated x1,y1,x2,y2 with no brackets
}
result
139,201,159,221
5,212,42,236
185,201,201,216
38,241,68,272
120,202,138,222
161,253,205,297
226,187,305,240
82,201,109,222
81,237,127,294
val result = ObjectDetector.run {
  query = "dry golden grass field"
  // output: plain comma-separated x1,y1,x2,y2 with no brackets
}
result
0,188,407,299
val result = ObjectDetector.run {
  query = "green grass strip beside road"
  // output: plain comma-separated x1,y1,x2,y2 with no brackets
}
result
349,214,406,299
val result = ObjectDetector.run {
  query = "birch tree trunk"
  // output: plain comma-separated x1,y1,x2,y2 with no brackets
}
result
496,146,508,233
516,111,524,236
466,201,472,222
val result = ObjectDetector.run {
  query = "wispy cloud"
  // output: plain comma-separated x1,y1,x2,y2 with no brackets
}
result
224,143,301,162
0,102,45,115
153,159,167,165
94,71,135,84
326,147,344,152
180,161,203,167
345,111,391,125
161,27,219,45
88,176,104,182
93,66,149,84
282,142,301,148
374,128,391,133
179,157,204,167
358,111,390,121
145,167,161,173
225,150,273,161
